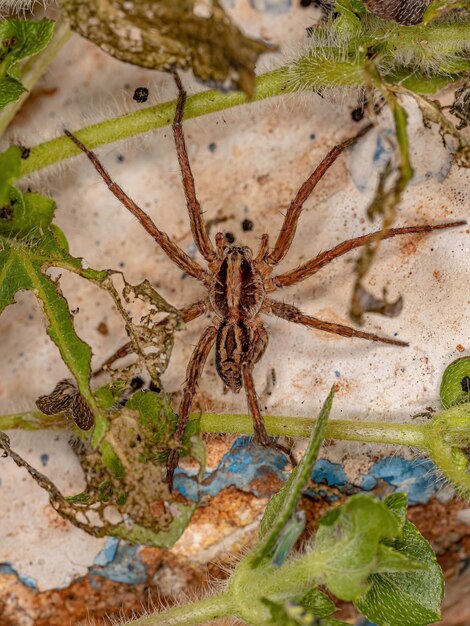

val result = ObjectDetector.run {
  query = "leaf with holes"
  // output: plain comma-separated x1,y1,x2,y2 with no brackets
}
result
0,184,106,428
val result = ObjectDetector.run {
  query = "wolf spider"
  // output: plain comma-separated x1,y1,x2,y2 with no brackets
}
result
65,73,463,490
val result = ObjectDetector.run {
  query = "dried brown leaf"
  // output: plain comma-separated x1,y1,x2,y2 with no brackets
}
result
61,0,273,95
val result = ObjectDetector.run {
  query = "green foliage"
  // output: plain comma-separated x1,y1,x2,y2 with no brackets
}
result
355,494,444,626
0,157,105,423
286,3,470,95
255,386,334,566
423,0,470,24
0,18,55,109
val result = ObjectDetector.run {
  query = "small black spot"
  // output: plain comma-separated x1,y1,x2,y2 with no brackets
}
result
19,145,30,159
225,232,235,244
300,0,314,6
242,218,254,232
461,376,470,393
0,205,13,220
118,261,125,268
116,154,124,163
133,87,149,103
130,376,144,391
149,381,161,393
136,434,142,443
208,142,217,153
351,106,365,122
309,133,316,140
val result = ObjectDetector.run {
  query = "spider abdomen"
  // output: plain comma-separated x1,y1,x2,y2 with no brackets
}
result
216,319,268,392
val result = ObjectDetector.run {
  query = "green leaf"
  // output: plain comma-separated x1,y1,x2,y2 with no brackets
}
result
262,596,349,626
0,146,21,205
109,501,197,549
255,386,335,565
383,492,407,526
0,186,105,429
422,0,470,24
313,495,402,601
0,19,55,110
262,598,318,626
125,390,178,442
298,588,336,617
355,498,444,626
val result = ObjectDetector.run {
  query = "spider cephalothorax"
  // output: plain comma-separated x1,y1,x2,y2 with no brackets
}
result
64,72,465,489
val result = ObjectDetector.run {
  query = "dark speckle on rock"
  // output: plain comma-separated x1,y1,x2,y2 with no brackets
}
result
40,453,49,467
117,154,124,163
208,142,217,153
351,106,365,122
133,87,149,103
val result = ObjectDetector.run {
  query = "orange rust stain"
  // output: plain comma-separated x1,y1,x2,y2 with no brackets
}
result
96,322,109,335
42,506,68,531
433,270,442,282
400,238,419,256
456,344,465,352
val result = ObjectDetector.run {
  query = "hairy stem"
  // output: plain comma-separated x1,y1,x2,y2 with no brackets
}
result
194,412,430,450
0,22,72,138
0,408,430,449
17,67,289,178
124,591,233,626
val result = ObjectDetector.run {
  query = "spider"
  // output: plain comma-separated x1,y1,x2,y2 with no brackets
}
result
65,73,464,490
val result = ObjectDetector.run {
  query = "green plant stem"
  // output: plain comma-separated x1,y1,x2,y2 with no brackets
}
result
194,412,430,450
0,22,72,138
0,410,66,430
18,67,289,178
124,591,233,626
0,408,430,449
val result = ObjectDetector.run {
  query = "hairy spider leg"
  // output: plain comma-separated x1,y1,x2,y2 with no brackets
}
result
64,130,207,282
266,123,373,268
266,221,467,291
93,299,208,377
166,324,218,490
264,298,408,346
172,71,217,263
242,362,297,466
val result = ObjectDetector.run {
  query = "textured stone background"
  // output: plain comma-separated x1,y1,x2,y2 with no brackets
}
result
0,1,469,624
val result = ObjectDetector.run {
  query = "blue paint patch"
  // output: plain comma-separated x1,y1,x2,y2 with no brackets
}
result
372,132,393,166
40,453,49,467
174,436,289,501
250,0,291,13
313,459,348,487
175,437,438,506
93,537,120,566
0,563,37,588
334,370,341,378
359,457,437,504
89,543,147,584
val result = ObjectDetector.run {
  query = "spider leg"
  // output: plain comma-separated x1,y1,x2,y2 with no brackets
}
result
241,362,297,467
166,323,218,491
172,71,217,263
266,221,466,291
93,299,208,377
266,124,373,268
264,298,408,347
64,130,207,282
